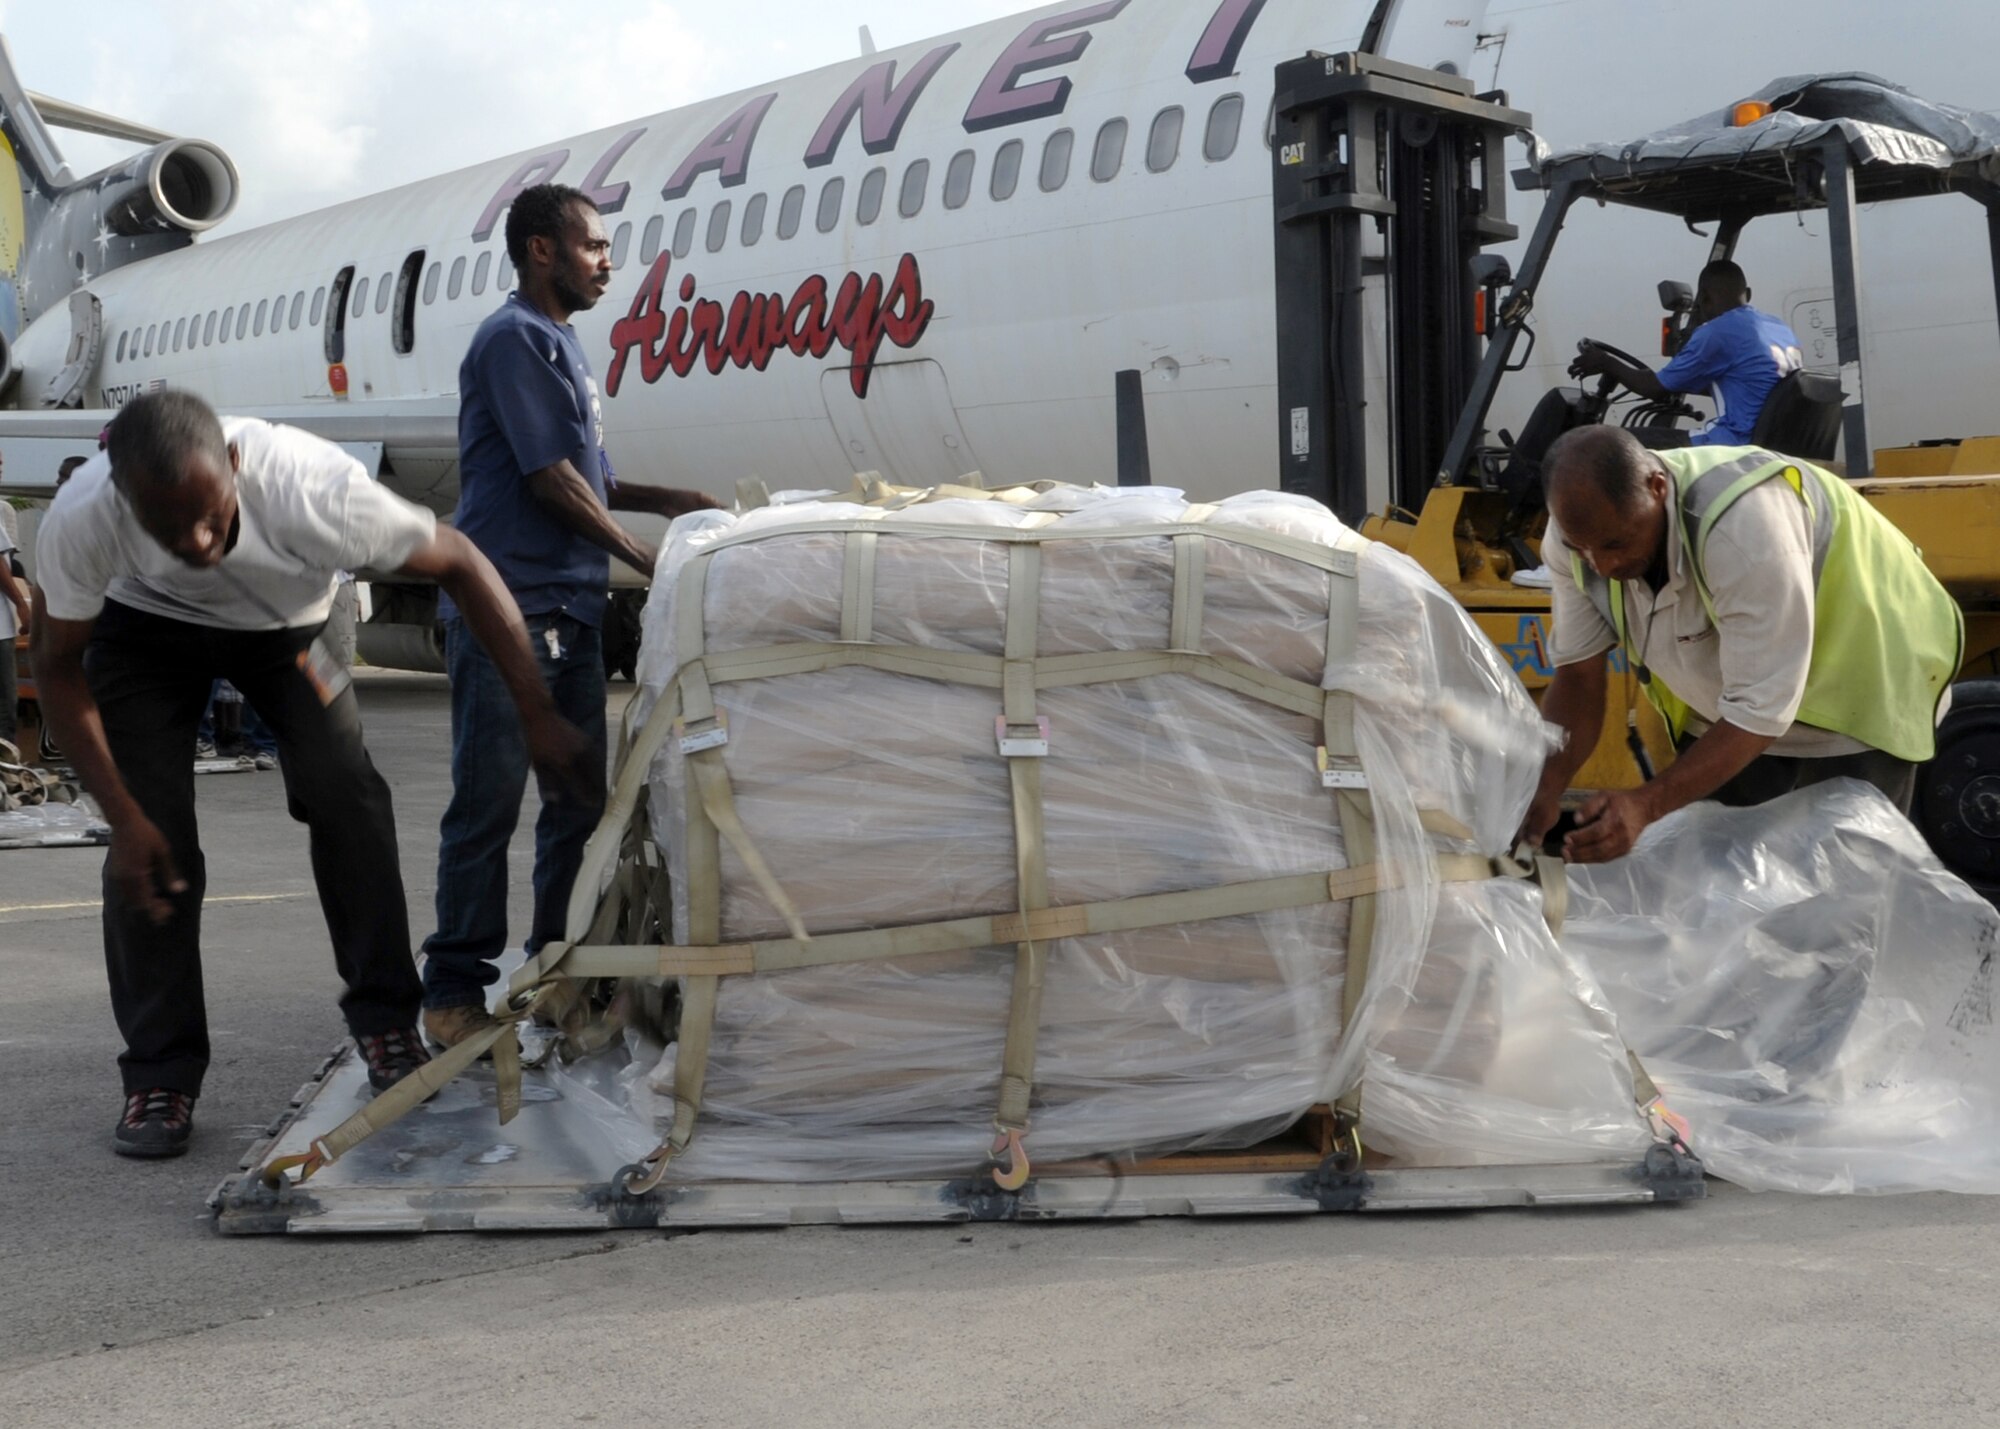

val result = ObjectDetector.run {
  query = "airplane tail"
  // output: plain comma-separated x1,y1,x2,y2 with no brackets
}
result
0,33,238,361
0,35,71,347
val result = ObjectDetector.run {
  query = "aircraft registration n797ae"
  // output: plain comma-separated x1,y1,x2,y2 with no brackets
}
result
0,0,1996,668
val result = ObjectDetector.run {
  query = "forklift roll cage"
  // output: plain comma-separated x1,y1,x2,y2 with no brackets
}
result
1441,75,2000,486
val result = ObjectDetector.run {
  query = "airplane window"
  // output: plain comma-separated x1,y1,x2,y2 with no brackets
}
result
640,215,663,264
944,150,975,209
1204,94,1244,162
497,256,514,290
611,220,632,270
706,201,731,253
673,208,696,259
778,185,805,240
272,294,286,330
204,311,218,346
236,306,250,339
899,159,929,218
447,257,465,300
375,273,392,313
857,167,886,226
144,325,156,357
351,276,369,318
255,301,270,337
991,140,1022,201
472,252,491,296
290,291,306,329
422,262,441,305
219,306,233,344
172,317,185,352
1147,107,1184,173
742,192,767,247
117,331,127,363
1092,119,1128,182
1040,129,1074,192
816,177,845,233
1264,95,1277,150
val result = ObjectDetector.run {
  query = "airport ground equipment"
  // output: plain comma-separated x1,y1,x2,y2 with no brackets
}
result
1275,66,2000,886
214,475,1702,1234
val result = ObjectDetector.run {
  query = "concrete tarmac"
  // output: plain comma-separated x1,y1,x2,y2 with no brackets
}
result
3,673,1997,1427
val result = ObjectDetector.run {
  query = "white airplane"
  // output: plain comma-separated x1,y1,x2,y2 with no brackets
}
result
1,0,1995,669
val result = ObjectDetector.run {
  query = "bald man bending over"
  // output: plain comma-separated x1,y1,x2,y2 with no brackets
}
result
1522,426,1960,863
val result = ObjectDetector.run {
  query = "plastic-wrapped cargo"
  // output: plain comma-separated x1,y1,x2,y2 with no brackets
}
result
1567,782,2000,1194
556,482,1660,1182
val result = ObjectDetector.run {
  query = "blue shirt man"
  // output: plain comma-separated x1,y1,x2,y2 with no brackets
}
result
447,292,614,625
421,183,716,1048
1656,303,1803,446
1569,260,1803,447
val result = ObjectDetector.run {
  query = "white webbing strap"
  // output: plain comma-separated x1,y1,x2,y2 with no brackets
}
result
840,531,878,643
995,542,1050,1157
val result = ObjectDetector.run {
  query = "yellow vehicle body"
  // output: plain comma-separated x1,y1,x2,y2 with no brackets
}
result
1366,443,2000,794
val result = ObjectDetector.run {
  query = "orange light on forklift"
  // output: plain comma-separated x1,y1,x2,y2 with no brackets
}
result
1731,100,1772,127
329,363,349,398
1661,316,1673,357
1474,288,1489,336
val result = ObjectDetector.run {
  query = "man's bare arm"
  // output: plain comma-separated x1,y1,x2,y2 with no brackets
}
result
1565,719,1776,864
394,525,595,800
525,460,657,576
30,591,187,923
1520,656,1608,846
607,484,722,521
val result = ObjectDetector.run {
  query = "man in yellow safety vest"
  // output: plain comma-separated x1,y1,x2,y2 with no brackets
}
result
1522,425,1961,864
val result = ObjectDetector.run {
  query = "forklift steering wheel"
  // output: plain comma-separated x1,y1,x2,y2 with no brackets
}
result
1574,337,1651,396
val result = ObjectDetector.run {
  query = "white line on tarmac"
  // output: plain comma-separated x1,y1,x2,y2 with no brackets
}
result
0,892,302,915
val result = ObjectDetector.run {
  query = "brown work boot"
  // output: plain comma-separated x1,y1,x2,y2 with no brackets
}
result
422,1003,500,1053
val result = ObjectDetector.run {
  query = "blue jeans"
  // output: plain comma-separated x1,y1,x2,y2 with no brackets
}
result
421,611,607,1009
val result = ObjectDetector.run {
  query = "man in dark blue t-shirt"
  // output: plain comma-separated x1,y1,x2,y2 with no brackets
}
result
1569,260,1804,446
422,182,717,1048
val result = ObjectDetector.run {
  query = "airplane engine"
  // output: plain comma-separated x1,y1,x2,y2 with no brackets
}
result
95,139,240,236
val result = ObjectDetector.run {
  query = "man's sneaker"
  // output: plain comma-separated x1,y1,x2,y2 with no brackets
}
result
422,1004,501,1055
194,739,218,760
113,1088,195,1159
356,1027,432,1093
252,751,278,771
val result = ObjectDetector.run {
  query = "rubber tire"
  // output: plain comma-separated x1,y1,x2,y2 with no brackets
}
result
1915,679,2000,902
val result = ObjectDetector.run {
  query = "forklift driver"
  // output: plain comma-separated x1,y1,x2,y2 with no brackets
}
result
1568,261,1804,449
1522,425,1961,864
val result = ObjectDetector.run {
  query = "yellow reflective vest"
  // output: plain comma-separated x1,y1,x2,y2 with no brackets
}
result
1568,445,1962,762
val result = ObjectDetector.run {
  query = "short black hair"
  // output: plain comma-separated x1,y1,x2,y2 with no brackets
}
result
1697,259,1749,302
1544,425,1653,513
104,390,229,496
505,183,596,268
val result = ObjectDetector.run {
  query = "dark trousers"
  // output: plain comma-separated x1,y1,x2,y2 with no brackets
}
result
1695,739,1918,815
421,611,606,1009
85,600,420,1097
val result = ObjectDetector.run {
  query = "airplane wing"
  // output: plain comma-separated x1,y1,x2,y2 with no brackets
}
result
0,398,461,511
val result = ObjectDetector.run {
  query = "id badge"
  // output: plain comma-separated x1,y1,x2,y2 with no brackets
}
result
296,636,353,708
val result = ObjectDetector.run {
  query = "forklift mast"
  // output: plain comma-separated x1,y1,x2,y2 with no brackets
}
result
1271,52,1528,525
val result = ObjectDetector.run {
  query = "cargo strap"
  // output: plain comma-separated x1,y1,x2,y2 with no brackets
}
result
990,542,1051,1188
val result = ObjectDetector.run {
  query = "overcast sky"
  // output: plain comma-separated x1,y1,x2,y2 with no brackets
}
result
0,0,1038,232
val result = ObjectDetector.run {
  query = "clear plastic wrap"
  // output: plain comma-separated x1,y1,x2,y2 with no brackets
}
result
577,484,1654,1182
1567,782,2000,1194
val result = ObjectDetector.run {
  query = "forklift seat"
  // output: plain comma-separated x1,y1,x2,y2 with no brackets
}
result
1748,371,1844,463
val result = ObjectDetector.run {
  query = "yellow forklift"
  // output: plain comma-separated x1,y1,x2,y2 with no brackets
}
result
1272,60,2000,896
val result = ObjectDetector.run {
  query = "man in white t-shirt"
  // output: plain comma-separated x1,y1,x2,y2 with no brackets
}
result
33,390,593,1159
